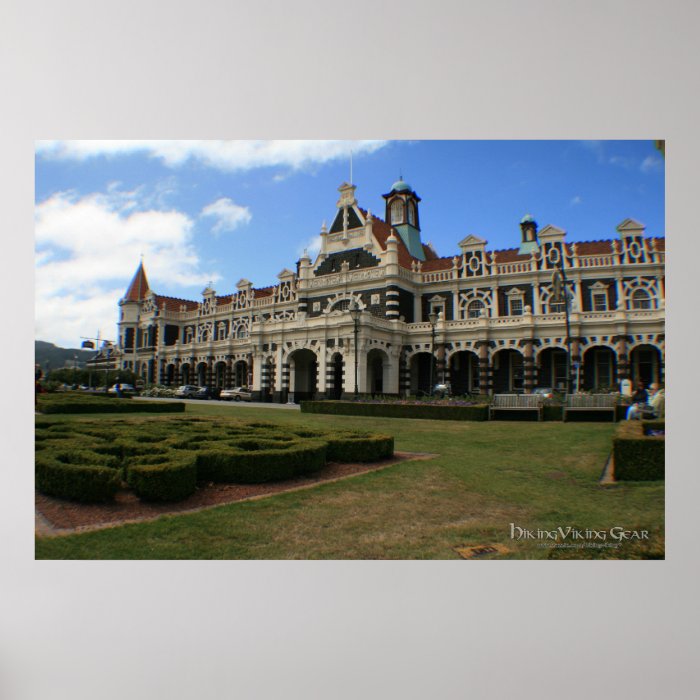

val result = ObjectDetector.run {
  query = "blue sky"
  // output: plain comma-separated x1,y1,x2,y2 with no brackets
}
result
35,140,664,347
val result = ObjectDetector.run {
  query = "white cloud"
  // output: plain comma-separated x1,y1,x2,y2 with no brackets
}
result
35,187,218,347
200,197,251,235
35,140,389,172
640,154,663,173
297,235,322,258
570,195,583,206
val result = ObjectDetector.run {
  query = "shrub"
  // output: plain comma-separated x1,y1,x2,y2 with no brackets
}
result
613,421,665,481
127,455,197,502
301,401,488,421
196,439,327,483
35,449,122,502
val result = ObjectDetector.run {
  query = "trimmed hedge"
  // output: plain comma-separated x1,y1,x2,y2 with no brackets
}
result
35,449,122,503
196,440,327,483
301,401,488,421
613,420,665,481
127,455,197,502
35,416,394,502
39,395,185,414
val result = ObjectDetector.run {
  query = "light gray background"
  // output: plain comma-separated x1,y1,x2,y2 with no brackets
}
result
1,1,698,698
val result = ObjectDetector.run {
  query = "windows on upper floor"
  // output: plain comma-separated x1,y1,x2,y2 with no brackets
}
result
631,288,653,310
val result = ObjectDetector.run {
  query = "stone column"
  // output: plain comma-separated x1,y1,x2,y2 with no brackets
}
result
399,349,410,397
206,357,214,387
477,341,492,395
615,335,629,384
571,338,581,392
522,339,534,394
225,358,233,388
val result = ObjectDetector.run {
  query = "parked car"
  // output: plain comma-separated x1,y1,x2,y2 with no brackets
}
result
193,386,221,400
533,387,554,399
108,383,138,395
220,387,253,402
174,385,202,398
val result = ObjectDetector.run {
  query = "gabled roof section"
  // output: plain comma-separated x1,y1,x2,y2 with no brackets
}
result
124,261,150,302
616,218,646,234
329,205,364,234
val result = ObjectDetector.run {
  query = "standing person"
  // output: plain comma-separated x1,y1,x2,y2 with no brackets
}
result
626,381,649,420
115,382,123,398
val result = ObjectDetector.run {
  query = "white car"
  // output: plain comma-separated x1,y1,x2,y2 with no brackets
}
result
220,387,253,402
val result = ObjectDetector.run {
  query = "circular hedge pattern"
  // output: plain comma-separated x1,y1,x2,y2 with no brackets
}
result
35,417,394,503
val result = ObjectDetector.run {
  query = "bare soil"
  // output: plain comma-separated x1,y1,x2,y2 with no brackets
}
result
36,452,434,536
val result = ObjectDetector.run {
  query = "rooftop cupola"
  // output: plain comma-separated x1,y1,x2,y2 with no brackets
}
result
382,176,425,260
518,214,539,255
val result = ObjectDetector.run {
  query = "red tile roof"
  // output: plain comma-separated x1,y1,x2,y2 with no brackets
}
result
124,262,150,301
155,295,199,312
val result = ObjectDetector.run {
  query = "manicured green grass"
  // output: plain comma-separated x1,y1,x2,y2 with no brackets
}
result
35,404,664,559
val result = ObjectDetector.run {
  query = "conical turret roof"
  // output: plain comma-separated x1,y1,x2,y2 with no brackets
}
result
124,261,150,301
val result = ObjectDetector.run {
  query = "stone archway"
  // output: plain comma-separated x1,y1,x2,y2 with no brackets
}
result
213,361,226,388
289,348,317,402
180,363,191,385
537,347,568,392
196,362,207,387
409,352,434,395
581,346,617,391
492,348,524,393
449,350,480,395
629,344,662,387
233,360,248,388
366,348,389,396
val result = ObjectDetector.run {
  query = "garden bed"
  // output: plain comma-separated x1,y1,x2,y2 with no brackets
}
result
36,451,430,534
612,420,665,481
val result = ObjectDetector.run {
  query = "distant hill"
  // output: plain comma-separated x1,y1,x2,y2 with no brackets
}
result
35,340,100,370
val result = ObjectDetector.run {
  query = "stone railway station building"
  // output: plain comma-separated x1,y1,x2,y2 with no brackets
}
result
110,179,665,402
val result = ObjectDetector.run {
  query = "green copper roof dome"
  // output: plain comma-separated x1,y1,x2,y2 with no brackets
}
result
392,178,412,192
520,214,536,224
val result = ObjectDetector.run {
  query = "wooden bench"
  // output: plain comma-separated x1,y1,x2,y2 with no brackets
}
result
489,394,543,421
563,394,618,422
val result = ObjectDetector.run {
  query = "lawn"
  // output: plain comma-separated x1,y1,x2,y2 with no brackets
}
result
35,403,664,559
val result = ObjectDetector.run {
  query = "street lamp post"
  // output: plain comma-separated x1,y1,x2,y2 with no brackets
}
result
428,311,438,396
349,300,361,398
552,262,573,395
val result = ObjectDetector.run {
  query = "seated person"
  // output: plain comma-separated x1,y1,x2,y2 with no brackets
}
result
626,381,649,420
644,383,665,419
627,383,665,420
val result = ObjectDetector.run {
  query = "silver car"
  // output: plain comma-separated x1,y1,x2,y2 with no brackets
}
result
220,387,252,402
174,385,203,398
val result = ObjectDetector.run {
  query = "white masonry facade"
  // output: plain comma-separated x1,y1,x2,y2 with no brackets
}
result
111,179,666,402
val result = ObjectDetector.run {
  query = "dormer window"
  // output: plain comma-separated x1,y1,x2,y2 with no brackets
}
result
391,199,404,225
505,288,525,316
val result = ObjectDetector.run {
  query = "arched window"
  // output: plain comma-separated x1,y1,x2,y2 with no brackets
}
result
407,201,416,226
330,298,351,312
631,289,652,310
236,324,248,339
391,199,404,225
467,299,485,318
